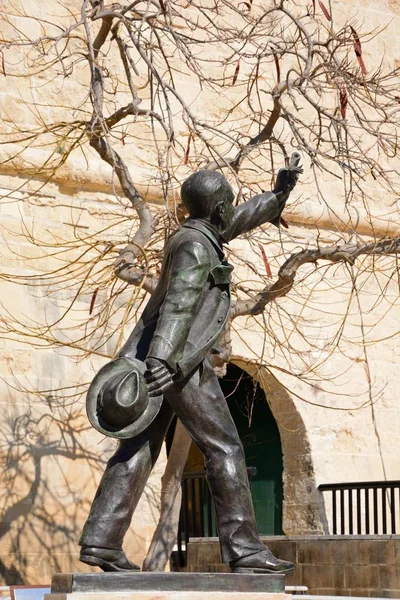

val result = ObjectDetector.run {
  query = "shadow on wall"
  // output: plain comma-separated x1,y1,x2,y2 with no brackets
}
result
0,391,107,585
0,387,160,585
233,359,329,535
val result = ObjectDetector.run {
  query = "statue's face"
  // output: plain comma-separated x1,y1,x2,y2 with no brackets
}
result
212,194,235,231
220,196,235,230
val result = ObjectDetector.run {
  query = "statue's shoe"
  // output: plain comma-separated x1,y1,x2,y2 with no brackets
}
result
79,546,141,572
230,549,295,574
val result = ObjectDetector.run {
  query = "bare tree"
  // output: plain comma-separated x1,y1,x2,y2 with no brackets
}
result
1,0,400,572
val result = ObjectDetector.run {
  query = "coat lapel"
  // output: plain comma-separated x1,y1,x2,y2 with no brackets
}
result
182,219,226,258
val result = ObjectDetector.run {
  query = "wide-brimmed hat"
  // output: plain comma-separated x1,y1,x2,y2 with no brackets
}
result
86,357,163,439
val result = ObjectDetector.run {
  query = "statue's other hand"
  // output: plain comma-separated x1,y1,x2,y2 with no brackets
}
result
145,357,174,398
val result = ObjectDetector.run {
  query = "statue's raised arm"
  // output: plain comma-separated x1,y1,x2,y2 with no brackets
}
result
223,152,303,241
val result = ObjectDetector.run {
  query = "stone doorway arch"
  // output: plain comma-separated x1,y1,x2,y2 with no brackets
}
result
233,358,327,535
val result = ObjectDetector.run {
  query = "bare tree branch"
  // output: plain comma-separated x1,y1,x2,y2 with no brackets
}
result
232,237,400,318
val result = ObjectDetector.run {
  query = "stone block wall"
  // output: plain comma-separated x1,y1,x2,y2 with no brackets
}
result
1,0,400,587
180,535,400,598
0,174,166,585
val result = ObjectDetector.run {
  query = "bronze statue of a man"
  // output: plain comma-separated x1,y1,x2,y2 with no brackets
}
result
79,158,302,574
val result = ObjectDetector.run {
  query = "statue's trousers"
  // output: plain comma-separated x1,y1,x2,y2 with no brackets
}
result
79,360,265,563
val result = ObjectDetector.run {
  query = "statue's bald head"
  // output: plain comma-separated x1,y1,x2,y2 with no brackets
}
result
181,170,235,220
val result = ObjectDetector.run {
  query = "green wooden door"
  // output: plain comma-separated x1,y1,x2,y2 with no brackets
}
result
219,363,283,535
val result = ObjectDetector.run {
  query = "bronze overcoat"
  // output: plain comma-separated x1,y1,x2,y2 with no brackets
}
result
119,191,282,378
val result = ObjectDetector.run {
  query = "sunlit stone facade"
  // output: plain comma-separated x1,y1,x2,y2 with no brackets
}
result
0,0,399,584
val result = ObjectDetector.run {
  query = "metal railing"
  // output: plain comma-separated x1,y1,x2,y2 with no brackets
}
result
319,480,400,535
177,467,256,566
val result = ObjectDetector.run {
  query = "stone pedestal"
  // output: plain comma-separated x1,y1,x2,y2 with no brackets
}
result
44,572,290,600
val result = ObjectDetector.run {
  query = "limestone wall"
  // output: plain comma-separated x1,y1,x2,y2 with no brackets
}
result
229,225,400,533
0,0,400,586
0,173,166,583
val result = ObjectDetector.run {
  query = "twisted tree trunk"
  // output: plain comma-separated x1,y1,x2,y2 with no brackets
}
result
142,419,192,572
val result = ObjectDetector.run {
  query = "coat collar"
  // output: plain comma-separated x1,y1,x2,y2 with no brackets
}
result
182,219,227,257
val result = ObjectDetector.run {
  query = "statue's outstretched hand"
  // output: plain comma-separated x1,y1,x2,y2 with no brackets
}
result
145,357,174,398
287,164,303,192
274,153,303,202
269,153,303,228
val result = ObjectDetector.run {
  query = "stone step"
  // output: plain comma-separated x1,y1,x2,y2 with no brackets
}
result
46,593,289,600
45,572,289,600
